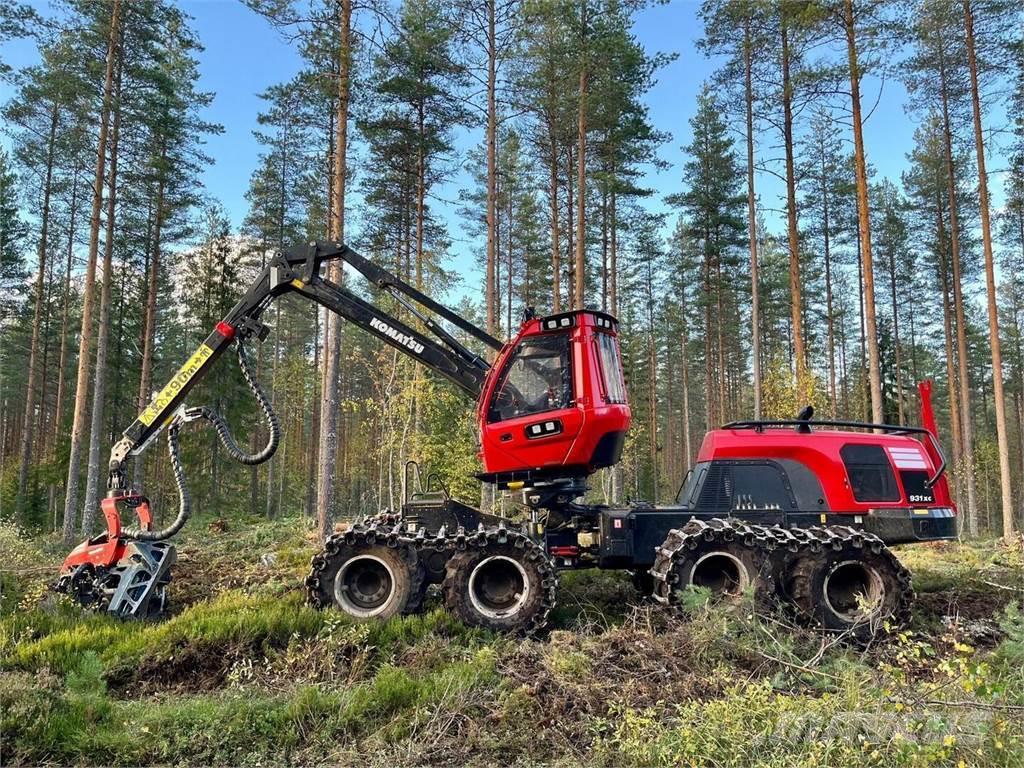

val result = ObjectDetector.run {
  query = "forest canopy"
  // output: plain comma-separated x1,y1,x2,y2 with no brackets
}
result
1,0,1022,543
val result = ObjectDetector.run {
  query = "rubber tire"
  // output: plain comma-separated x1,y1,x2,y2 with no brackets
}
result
313,543,419,621
443,543,548,634
785,545,910,642
669,540,772,603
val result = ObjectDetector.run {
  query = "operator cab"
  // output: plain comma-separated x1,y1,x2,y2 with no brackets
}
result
477,309,631,487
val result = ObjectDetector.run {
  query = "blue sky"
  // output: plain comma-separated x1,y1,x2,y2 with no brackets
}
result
0,0,974,299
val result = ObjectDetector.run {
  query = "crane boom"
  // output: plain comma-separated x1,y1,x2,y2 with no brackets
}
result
107,241,500,492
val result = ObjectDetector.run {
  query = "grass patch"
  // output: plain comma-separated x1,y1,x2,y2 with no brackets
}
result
1,644,501,766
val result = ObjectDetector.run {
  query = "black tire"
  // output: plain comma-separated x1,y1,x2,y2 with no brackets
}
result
785,543,912,642
443,540,556,634
652,521,774,606
308,536,422,621
674,541,771,599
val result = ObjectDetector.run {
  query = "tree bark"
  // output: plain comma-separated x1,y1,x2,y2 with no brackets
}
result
574,3,588,310
82,53,123,535
485,0,497,340
316,0,351,540
936,191,963,480
62,0,121,545
14,102,58,522
53,162,81,455
548,129,561,313
781,16,806,388
820,139,837,416
938,35,979,534
133,150,165,491
844,0,883,425
887,240,904,424
744,18,761,419
963,0,1014,538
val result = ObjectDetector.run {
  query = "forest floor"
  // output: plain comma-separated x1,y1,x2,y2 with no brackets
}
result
1,515,1023,767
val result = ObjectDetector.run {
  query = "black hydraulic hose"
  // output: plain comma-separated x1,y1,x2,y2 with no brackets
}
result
124,422,190,541
199,340,281,466
124,339,280,541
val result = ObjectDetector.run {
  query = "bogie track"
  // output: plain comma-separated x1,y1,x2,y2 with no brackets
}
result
306,517,558,635
306,513,911,642
649,518,913,641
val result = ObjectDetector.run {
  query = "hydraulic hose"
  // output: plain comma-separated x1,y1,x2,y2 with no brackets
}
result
124,422,190,541
198,340,281,466
124,339,280,541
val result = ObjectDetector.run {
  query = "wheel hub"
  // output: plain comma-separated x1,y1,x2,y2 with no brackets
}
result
823,560,884,621
690,551,750,597
335,555,396,617
468,555,530,619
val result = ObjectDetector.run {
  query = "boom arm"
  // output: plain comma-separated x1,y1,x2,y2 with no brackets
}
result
107,241,502,491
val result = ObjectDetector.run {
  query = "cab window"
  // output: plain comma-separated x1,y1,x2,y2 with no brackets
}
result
595,332,626,403
840,444,901,502
488,334,572,422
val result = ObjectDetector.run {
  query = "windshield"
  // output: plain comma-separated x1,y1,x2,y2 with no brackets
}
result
488,334,572,422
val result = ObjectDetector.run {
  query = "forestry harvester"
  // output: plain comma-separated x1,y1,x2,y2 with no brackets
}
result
57,242,957,640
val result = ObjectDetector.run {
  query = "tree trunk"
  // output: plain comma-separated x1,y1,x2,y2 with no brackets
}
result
744,18,761,419
681,331,692,471
888,243,904,424
565,144,575,305
936,191,963,492
703,234,714,429
52,163,81,456
856,220,868,421
82,55,123,535
781,17,806,388
964,0,1014,538
317,0,351,540
485,0,497,340
574,67,587,309
820,141,837,416
844,0,883,425
14,102,58,522
62,0,121,546
610,184,618,316
548,130,561,313
133,152,165,491
939,36,979,535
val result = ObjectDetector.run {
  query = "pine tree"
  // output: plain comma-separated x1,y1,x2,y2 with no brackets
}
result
962,0,1017,538
668,86,746,429
0,149,27,329
700,0,770,417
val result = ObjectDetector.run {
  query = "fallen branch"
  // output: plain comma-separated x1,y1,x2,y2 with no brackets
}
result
981,580,1024,593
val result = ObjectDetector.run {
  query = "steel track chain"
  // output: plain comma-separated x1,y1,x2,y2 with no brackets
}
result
648,517,914,632
305,517,559,633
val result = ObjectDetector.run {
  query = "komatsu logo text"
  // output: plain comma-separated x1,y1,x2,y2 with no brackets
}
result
370,317,424,354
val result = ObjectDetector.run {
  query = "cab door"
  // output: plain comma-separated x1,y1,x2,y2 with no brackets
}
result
479,331,583,475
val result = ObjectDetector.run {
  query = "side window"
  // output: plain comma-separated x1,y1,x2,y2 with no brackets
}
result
675,465,699,505
488,334,572,423
840,444,901,502
595,332,627,404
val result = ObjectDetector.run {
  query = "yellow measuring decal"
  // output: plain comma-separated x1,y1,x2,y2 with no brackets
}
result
138,344,214,426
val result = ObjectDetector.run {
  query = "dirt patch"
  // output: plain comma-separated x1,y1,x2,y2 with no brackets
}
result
499,611,727,731
105,637,269,695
